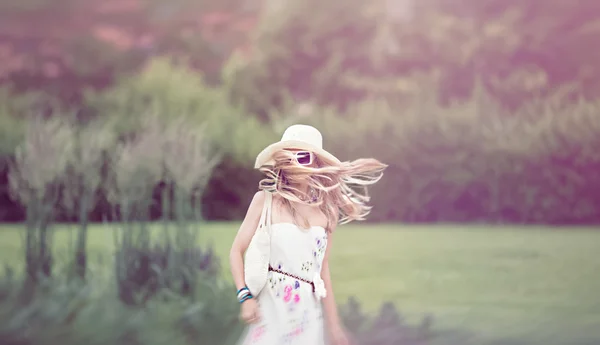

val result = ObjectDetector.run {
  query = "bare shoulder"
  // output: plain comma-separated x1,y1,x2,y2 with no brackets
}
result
249,190,267,210
238,190,267,225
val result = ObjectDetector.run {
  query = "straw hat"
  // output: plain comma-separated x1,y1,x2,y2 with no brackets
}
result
254,124,341,169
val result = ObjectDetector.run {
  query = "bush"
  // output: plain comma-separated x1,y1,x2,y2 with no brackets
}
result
202,156,263,220
339,297,471,345
340,297,428,345
228,0,600,114
115,243,220,306
0,88,43,222
0,88,29,158
305,90,600,224
85,57,275,164
0,269,243,345
81,57,278,223
190,89,600,225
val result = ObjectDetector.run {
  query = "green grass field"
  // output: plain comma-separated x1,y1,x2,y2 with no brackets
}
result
1,223,599,345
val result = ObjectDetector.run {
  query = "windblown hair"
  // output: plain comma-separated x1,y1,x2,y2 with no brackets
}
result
258,150,387,232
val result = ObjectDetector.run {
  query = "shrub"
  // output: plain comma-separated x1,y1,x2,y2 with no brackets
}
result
83,57,277,223
103,115,225,305
305,91,600,224
85,57,275,164
0,88,30,159
202,156,263,220
114,243,220,306
339,297,472,345
8,116,75,281
0,271,243,345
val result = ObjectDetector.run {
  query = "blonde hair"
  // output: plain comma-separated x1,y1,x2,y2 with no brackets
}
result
258,150,387,231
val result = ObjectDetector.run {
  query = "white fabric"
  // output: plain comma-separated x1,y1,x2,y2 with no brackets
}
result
254,124,341,169
244,192,273,296
238,222,329,345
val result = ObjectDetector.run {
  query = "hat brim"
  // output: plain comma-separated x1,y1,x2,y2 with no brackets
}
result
254,140,341,169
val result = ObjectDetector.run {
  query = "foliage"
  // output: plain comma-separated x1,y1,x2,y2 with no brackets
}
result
5,96,228,283
7,115,117,280
0,89,29,221
86,57,275,163
3,0,597,109
0,0,258,101
187,88,600,225
0,265,470,345
87,83,600,224
7,117,76,281
304,90,600,224
62,119,116,278
101,113,226,305
0,89,67,221
339,297,472,345
427,0,600,99
4,84,600,225
227,0,380,114
341,297,425,345
202,156,263,220
2,0,600,226
228,0,600,113
114,243,220,306
0,88,35,158
83,58,275,223
0,271,244,345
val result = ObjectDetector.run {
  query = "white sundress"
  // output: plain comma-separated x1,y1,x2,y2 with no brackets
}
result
238,222,329,345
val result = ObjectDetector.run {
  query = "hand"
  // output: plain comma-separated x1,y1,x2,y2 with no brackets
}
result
328,324,350,345
240,298,261,324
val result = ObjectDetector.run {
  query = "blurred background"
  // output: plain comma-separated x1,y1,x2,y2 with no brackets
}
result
0,0,599,345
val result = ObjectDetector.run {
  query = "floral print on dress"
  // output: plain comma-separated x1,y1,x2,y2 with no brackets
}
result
315,235,327,256
269,261,288,297
301,261,313,274
280,310,311,344
283,283,302,313
268,274,287,296
252,326,266,341
283,285,293,303
313,234,328,269
245,325,267,344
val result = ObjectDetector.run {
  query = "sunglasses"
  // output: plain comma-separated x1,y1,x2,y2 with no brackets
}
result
293,151,314,166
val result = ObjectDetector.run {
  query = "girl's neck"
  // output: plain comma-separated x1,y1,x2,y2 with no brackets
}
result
301,187,318,204
298,185,309,195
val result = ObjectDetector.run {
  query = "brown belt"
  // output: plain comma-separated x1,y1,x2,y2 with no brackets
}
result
268,265,315,292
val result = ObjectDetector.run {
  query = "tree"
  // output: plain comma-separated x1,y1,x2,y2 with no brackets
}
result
0,0,259,103
228,0,600,113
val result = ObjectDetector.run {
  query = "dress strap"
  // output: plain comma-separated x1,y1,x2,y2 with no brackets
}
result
257,191,273,232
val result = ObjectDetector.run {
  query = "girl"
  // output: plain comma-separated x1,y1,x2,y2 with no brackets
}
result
230,124,386,345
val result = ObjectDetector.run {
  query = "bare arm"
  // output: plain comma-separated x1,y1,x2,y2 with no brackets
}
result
321,224,343,329
229,191,266,291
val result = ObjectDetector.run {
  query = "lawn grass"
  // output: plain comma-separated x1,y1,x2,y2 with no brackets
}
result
1,222,599,345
